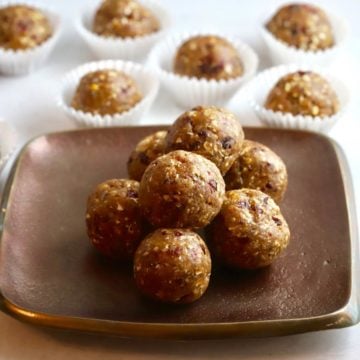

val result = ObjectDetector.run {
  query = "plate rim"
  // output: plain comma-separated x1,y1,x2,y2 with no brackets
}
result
0,126,358,339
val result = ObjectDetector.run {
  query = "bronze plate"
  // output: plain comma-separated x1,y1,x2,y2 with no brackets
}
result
0,127,358,339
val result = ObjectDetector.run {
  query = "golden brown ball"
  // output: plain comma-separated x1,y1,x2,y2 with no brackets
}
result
0,5,52,50
266,3,334,51
134,228,211,304
174,35,243,80
93,0,160,38
71,69,142,116
265,71,339,117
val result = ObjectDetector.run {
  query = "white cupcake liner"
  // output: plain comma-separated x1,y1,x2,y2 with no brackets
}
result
238,64,350,133
0,120,18,171
57,59,159,127
76,0,171,61
147,31,259,108
260,5,348,66
0,0,61,76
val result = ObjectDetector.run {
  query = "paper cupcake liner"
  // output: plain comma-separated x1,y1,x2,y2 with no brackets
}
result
0,120,18,171
0,0,61,76
147,31,259,108
239,64,349,133
76,0,171,62
57,59,159,127
260,7,348,66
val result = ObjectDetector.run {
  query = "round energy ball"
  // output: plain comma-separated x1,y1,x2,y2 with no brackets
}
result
134,228,211,304
86,179,146,261
166,106,244,175
139,150,225,229
264,71,339,117
0,5,52,50
208,189,290,269
173,35,243,80
224,140,288,203
71,69,142,116
127,130,167,181
266,3,334,51
93,0,160,38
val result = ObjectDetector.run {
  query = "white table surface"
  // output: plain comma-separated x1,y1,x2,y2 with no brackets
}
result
0,0,359,359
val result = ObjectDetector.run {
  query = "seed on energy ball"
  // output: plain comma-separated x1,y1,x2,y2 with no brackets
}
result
139,150,225,229
0,5,52,50
86,179,146,261
266,3,334,51
264,71,339,117
224,140,288,203
208,189,290,270
71,69,142,116
93,0,160,38
134,228,211,304
127,130,167,181
173,35,243,80
166,106,244,175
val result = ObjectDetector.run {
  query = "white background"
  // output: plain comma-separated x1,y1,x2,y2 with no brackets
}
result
0,0,360,359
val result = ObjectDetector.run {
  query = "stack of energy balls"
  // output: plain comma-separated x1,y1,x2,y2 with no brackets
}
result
86,106,290,304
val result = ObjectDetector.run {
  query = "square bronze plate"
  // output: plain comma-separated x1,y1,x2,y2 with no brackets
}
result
0,127,358,339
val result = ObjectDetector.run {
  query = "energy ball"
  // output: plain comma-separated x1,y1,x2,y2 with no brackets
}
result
166,106,244,175
208,189,290,270
266,3,334,51
174,35,243,81
225,140,288,203
0,5,52,50
71,69,142,116
264,71,339,117
134,228,211,304
127,130,167,181
86,179,146,261
93,0,160,38
139,150,225,229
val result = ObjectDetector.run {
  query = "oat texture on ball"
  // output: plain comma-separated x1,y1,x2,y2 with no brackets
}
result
225,140,288,203
127,130,167,181
134,228,211,304
174,35,243,80
139,150,225,229
266,3,334,51
166,106,244,175
71,69,142,116
86,179,146,261
0,5,52,50
208,189,290,269
93,0,160,38
265,71,339,117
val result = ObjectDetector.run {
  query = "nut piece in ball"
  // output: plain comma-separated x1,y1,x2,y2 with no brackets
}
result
208,189,290,269
225,140,288,203
93,0,160,38
134,228,211,304
264,71,339,117
139,150,225,229
71,69,142,116
174,35,243,81
0,5,52,50
266,3,334,51
86,179,146,261
127,130,167,181
166,106,244,175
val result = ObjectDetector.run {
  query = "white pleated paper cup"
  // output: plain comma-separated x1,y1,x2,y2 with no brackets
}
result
76,0,171,61
243,64,349,133
148,31,259,108
260,7,348,66
0,120,18,171
0,0,61,76
58,60,159,128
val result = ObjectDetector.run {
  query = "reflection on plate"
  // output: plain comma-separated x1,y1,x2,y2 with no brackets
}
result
0,127,358,339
